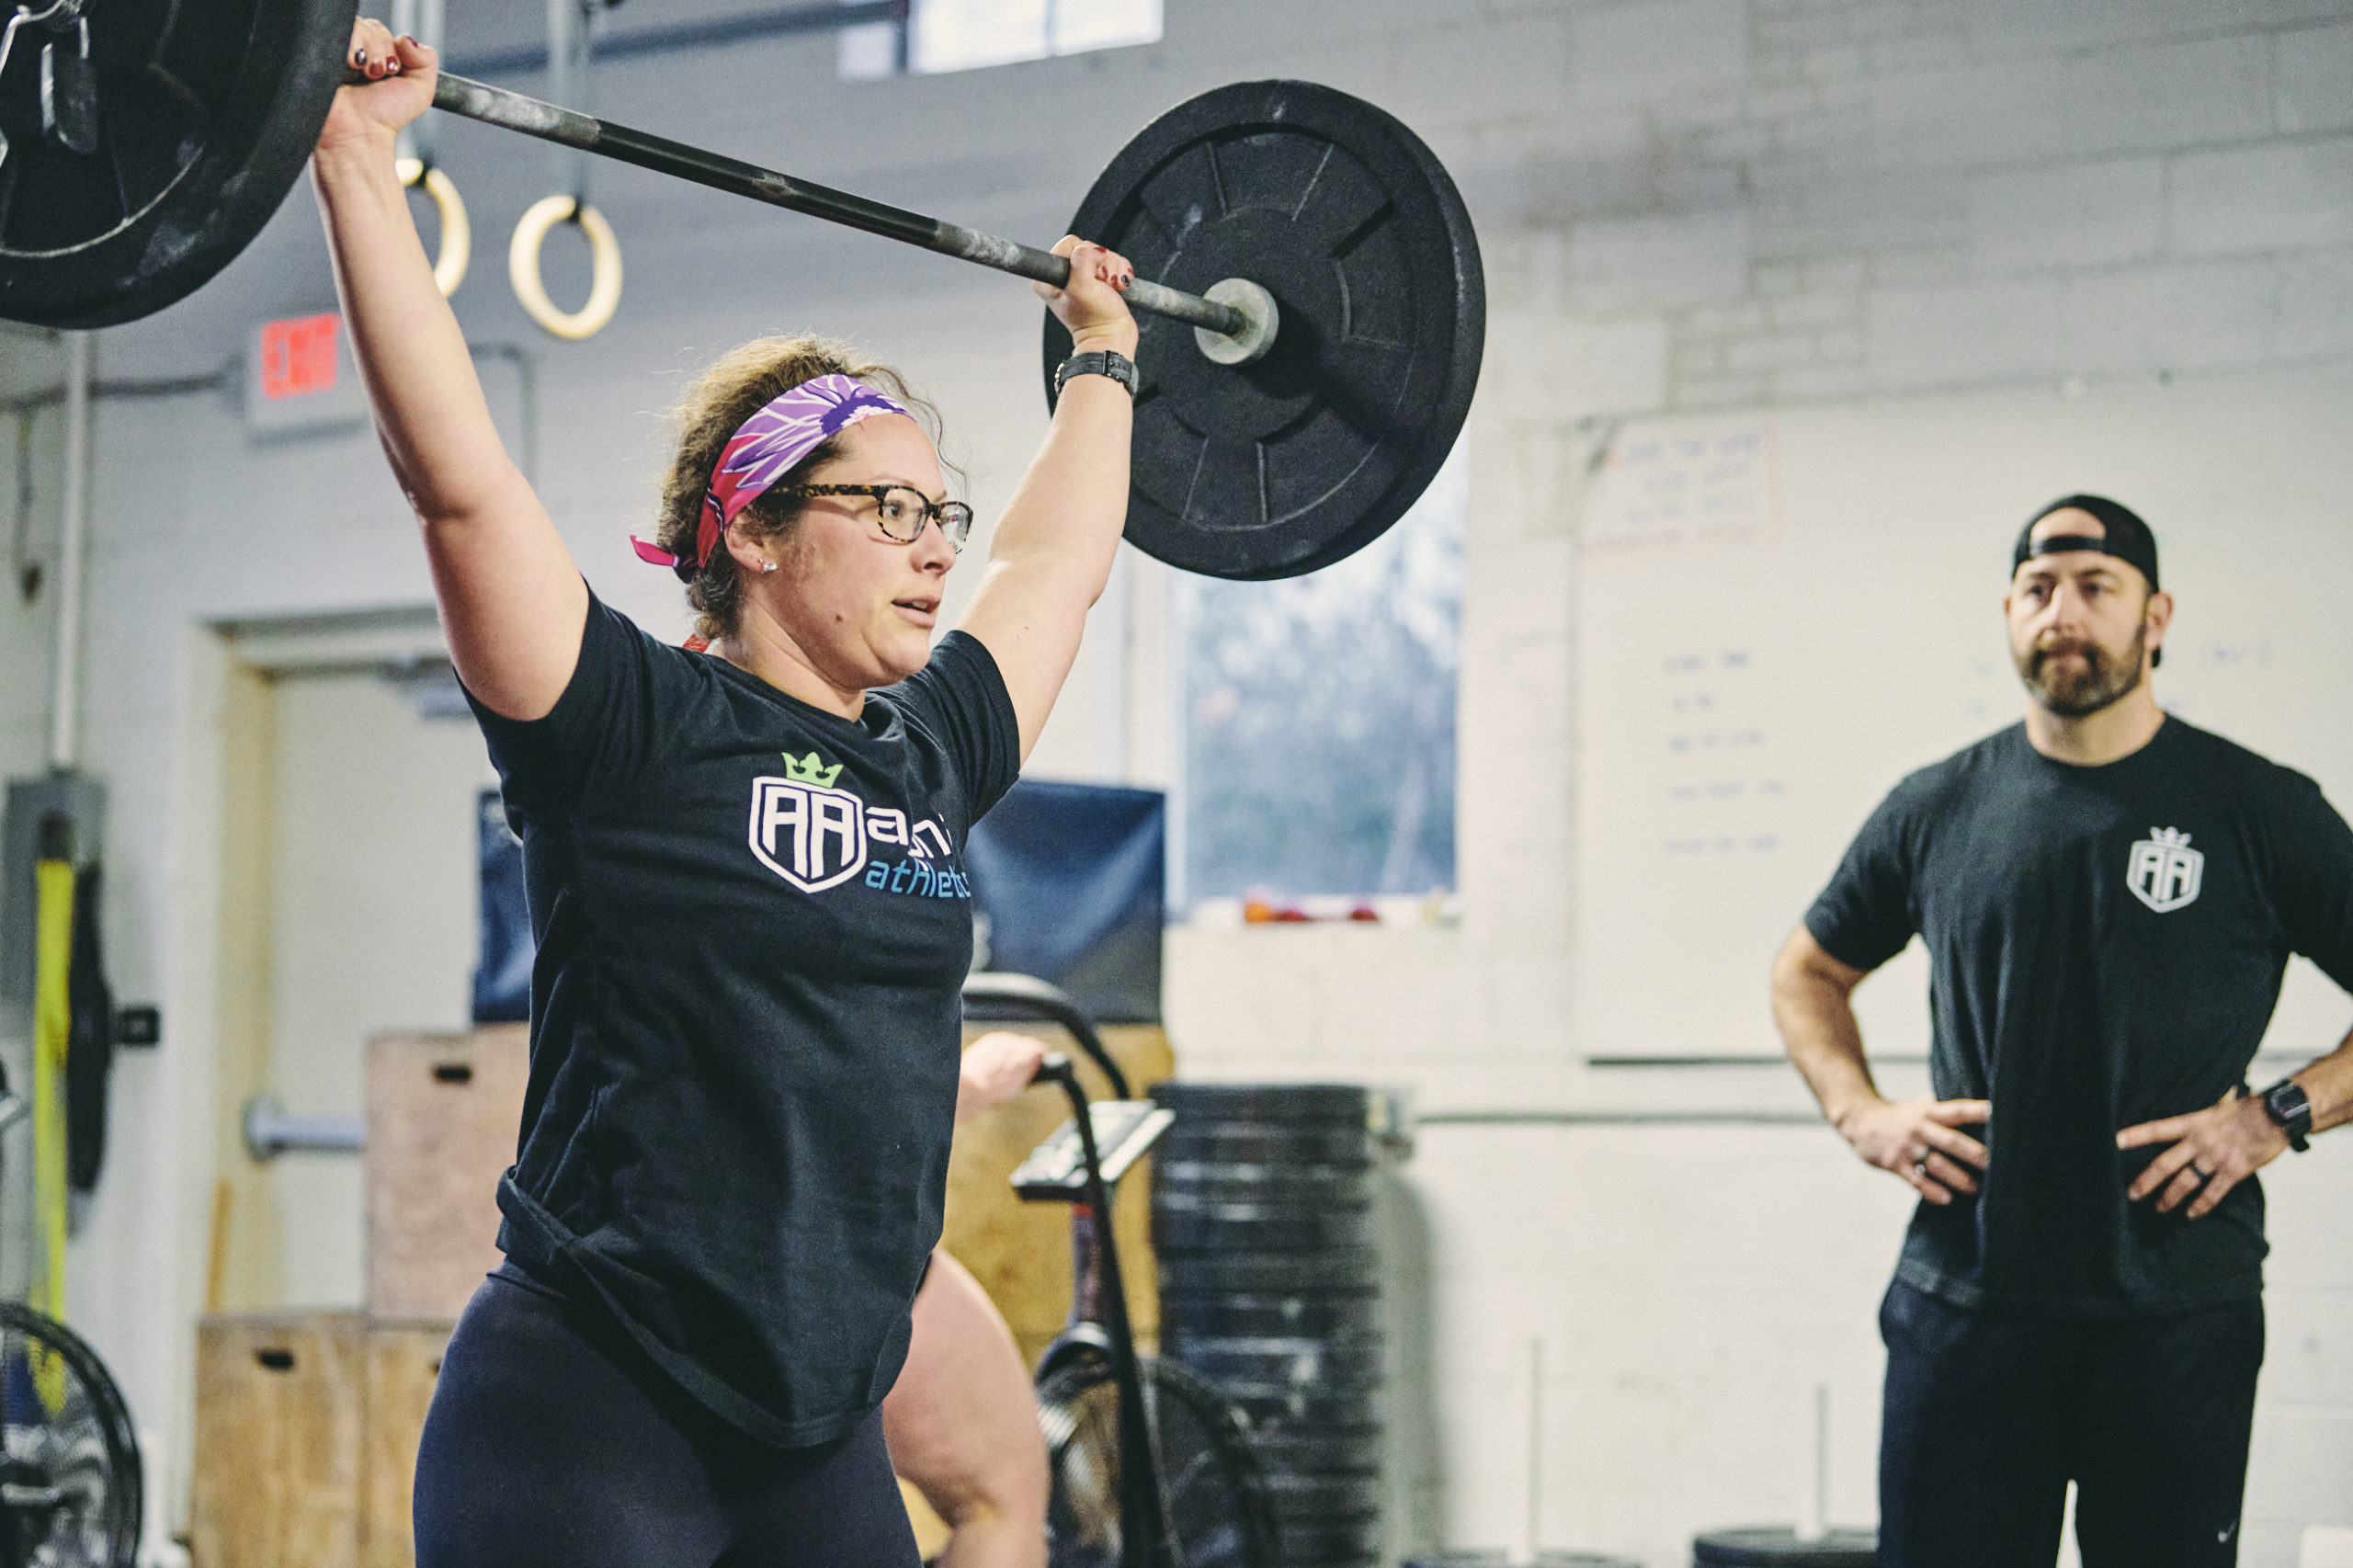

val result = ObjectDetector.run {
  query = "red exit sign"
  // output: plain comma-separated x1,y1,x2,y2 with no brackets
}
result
257,312,341,401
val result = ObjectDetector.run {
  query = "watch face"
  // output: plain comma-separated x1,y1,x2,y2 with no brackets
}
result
2265,1082,2313,1146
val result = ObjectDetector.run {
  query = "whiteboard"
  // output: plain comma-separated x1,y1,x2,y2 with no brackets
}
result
1574,360,2353,1062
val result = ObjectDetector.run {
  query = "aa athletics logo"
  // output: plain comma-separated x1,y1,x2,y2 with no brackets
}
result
2126,826,2204,914
748,750,867,893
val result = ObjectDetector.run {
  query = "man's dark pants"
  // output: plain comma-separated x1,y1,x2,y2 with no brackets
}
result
1877,1278,2265,1568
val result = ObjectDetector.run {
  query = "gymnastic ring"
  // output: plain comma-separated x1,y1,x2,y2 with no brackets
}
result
395,157,472,298
507,194,623,341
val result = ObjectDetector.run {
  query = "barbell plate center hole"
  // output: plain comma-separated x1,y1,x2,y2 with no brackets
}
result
1193,278,1280,367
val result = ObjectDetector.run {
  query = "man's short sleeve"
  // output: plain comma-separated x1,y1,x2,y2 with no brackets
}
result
884,631,1022,824
465,592,670,817
1805,787,1923,972
2265,771,2353,996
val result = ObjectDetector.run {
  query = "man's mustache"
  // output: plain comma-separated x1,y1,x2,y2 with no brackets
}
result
2030,638,2102,668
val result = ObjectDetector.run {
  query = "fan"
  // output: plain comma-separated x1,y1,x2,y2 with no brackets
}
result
0,1303,141,1568
1037,1353,1277,1568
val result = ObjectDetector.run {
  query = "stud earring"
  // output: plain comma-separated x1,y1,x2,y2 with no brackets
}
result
761,561,778,574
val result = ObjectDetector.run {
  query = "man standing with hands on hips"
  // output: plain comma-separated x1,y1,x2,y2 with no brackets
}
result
1771,495,2353,1567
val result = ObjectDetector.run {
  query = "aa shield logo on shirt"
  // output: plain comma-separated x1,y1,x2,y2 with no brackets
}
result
748,752,867,892
2126,826,2204,914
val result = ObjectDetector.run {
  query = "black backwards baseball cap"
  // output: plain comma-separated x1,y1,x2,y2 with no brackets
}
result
2012,494,2164,665
2012,494,2160,591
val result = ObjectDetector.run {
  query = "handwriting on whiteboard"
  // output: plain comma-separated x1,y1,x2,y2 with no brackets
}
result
1658,648,1784,857
1585,421,1777,551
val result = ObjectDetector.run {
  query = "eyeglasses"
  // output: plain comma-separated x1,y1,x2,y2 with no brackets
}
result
777,483,973,553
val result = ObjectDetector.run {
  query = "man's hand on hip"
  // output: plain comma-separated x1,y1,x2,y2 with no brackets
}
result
1836,1096,1992,1205
2118,1091,2290,1219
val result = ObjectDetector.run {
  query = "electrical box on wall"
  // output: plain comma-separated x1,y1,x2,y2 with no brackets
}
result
244,312,369,437
0,773,106,1017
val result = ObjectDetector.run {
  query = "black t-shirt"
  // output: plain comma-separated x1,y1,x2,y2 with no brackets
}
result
468,593,1019,1445
1806,718,2353,1318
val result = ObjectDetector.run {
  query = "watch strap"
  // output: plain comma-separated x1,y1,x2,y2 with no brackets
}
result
1054,349,1137,396
2258,1077,2313,1153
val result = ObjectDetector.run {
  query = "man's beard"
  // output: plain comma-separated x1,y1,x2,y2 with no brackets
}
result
2018,622,2146,717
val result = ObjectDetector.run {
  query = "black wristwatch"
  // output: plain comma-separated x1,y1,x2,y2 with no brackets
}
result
2256,1077,2313,1153
1053,349,1138,397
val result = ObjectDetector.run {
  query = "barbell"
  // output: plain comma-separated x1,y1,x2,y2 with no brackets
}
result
0,0,1484,580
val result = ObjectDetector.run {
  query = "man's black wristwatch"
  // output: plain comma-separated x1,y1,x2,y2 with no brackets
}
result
1053,349,1138,397
2256,1077,2313,1153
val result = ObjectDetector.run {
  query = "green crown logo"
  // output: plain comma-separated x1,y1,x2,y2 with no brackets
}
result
781,750,843,788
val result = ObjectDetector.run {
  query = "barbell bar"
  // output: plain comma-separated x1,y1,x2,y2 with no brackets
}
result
395,66,1263,347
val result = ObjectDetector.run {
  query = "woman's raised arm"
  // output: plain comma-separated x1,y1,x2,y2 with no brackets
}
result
313,20,586,720
955,238,1137,762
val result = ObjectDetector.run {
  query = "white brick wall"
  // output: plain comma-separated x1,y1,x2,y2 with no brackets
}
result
2175,138,2353,254
2278,22,2353,132
3,0,2350,1561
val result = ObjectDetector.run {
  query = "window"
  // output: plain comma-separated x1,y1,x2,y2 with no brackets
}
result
1176,447,1466,911
840,0,1161,79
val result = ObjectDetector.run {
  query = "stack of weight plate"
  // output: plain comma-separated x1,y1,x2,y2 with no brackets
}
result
1151,1084,1383,1568
1691,1528,1877,1566
1392,1544,1637,1553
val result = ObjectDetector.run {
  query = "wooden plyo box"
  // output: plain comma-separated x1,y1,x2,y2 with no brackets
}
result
366,1027,529,1321
190,1313,453,1568
360,1319,453,1568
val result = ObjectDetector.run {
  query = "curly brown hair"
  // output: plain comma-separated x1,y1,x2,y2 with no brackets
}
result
654,335,947,642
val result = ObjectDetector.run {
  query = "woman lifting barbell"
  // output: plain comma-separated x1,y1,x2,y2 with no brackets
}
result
320,21,1136,1568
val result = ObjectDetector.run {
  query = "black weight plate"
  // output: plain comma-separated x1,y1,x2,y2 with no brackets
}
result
1154,1246,1381,1294
1266,1471,1386,1519
1156,1159,1375,1199
1407,1556,1641,1568
1154,1083,1374,1125
1281,1517,1384,1559
1154,1192,1377,1223
1154,1188,1371,1220
1154,1203,1376,1256
0,0,357,328
1207,1381,1381,1432
1044,80,1484,581
1165,1335,1384,1391
1163,1290,1381,1339
1238,1426,1383,1475
1691,1528,1877,1565
1157,1125,1375,1169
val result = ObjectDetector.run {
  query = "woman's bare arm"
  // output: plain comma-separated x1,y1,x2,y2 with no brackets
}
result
313,22,586,720
956,238,1137,762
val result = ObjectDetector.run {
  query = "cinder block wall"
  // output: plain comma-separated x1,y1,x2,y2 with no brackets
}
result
0,1,2347,1562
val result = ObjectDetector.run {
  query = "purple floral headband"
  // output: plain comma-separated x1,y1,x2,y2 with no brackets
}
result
631,373,913,576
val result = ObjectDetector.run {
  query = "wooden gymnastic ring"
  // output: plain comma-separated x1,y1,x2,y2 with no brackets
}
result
507,195,622,341
395,157,471,298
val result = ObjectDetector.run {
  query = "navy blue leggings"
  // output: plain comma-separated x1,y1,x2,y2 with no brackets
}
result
414,1270,922,1568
